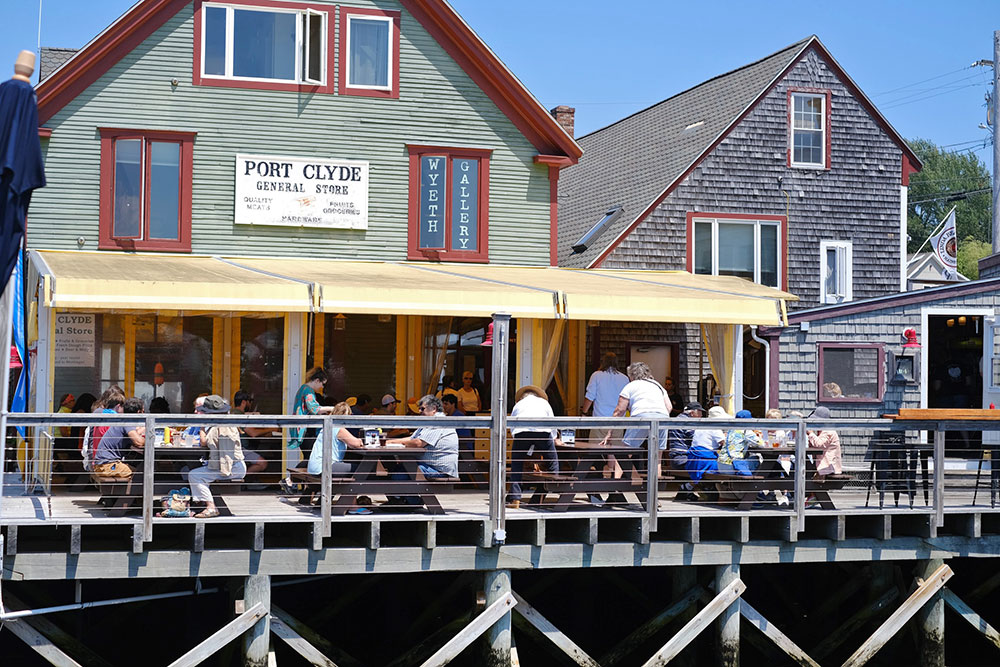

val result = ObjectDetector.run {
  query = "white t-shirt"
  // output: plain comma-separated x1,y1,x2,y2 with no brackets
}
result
619,379,671,416
692,428,725,451
510,394,556,437
585,368,629,416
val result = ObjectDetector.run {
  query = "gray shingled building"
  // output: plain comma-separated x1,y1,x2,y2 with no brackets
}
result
555,36,922,414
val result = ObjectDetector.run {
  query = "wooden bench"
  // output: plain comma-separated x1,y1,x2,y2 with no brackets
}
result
521,471,658,511
288,468,457,515
701,472,769,510
93,474,140,517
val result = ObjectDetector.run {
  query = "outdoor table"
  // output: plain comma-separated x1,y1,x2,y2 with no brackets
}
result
329,446,450,516
544,442,649,511
703,446,837,510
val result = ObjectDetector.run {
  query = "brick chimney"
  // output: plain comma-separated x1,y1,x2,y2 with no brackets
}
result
550,105,575,138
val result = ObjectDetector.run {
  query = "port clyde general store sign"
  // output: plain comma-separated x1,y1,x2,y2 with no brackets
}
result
235,154,369,229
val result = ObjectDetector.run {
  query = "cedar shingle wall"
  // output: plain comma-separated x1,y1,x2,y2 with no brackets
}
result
602,48,904,311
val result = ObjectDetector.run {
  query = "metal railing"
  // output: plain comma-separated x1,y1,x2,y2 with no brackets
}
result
3,411,998,545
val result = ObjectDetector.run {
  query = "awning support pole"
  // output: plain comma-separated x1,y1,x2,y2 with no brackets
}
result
489,313,511,546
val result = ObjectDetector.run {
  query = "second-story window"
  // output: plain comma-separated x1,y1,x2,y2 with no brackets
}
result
339,7,400,98
689,213,785,288
99,129,195,252
198,2,328,89
788,89,831,169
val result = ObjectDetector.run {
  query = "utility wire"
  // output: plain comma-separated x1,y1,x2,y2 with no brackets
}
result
909,187,992,206
872,65,973,97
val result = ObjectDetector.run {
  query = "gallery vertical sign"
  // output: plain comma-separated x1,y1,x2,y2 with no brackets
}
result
419,156,446,249
451,158,478,251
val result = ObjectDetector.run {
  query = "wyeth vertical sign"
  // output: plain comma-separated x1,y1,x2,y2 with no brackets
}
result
417,155,480,251
235,154,369,229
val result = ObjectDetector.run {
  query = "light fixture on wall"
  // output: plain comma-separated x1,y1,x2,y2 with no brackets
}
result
481,322,494,347
947,319,955,327
901,329,921,348
378,314,392,323
333,313,347,331
958,316,968,326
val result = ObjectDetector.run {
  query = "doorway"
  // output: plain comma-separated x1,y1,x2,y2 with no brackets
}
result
926,313,984,455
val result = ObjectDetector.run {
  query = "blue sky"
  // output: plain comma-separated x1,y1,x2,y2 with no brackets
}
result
2,0,996,164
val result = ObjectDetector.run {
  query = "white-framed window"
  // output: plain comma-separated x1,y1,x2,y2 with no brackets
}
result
201,2,327,85
790,92,826,167
345,13,393,90
820,240,853,304
691,215,783,288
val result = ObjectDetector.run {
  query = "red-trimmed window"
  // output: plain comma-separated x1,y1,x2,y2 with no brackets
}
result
339,6,400,98
407,145,491,262
686,212,787,289
787,88,832,169
99,129,194,252
817,343,885,403
193,0,334,94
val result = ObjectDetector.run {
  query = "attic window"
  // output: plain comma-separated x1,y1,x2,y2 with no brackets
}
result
572,205,624,254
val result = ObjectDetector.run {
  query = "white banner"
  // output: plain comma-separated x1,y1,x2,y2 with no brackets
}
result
931,207,958,279
54,313,95,367
235,153,369,229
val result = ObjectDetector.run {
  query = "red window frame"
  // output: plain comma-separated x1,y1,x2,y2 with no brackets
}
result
787,87,832,170
407,145,491,263
338,6,401,99
98,128,195,252
192,0,336,94
817,342,885,404
684,211,789,292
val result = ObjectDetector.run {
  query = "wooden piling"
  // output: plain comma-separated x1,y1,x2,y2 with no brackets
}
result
716,564,740,667
483,569,512,666
916,559,945,667
242,574,271,667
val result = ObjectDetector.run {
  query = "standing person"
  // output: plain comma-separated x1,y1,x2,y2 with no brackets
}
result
664,377,685,418
456,371,482,414
185,395,245,518
581,352,629,444
285,368,335,487
506,385,561,509
606,362,671,506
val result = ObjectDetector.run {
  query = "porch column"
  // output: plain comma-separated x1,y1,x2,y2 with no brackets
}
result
482,569,512,666
489,313,511,544
916,559,945,667
242,574,271,667
716,563,740,667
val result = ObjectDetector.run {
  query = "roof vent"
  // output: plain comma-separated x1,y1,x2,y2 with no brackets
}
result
682,120,705,133
572,205,624,254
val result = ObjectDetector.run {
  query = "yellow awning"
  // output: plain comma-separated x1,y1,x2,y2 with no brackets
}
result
32,250,314,313
32,252,794,325
230,258,561,319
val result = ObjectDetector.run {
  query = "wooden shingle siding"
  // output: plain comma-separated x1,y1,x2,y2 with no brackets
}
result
776,289,1000,460
30,1,552,265
602,49,904,310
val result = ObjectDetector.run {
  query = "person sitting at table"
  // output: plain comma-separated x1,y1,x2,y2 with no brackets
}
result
456,371,482,414
685,405,728,483
506,385,562,509
441,393,476,479
436,376,460,400
378,393,410,438
808,406,842,476
93,397,146,479
82,387,125,472
307,401,365,476
718,409,764,475
385,395,459,506
668,401,704,501
232,390,271,486
185,395,245,518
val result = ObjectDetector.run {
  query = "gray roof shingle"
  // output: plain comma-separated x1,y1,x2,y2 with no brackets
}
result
557,37,812,268
39,47,78,81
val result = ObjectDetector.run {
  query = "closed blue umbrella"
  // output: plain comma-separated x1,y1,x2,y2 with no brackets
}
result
0,53,46,292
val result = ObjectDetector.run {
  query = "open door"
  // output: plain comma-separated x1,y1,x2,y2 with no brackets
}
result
983,316,1000,445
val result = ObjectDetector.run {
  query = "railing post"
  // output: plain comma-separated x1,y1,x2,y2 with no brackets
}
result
794,417,806,532
933,428,945,528
143,415,155,543
489,313,512,546
647,418,659,521
321,415,332,537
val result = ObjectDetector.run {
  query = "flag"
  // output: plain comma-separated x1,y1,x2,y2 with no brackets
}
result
930,207,958,280
11,251,29,439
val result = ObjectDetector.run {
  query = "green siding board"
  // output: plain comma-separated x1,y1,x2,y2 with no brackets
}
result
31,1,552,265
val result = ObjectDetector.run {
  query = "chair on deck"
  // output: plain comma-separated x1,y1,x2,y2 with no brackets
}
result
865,432,915,509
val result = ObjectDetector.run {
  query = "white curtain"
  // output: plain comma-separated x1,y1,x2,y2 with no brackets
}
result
701,324,740,414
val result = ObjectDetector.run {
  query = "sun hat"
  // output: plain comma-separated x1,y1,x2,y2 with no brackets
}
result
514,385,548,402
200,394,231,414
708,406,730,419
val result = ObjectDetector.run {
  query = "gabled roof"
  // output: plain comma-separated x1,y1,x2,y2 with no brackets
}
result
39,48,78,81
906,252,969,283
557,35,922,269
35,0,581,161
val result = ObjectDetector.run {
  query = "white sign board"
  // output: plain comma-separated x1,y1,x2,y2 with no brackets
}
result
54,313,95,367
235,153,369,229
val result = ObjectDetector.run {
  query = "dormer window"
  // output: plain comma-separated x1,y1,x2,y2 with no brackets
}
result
195,2,332,93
